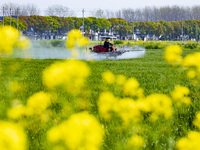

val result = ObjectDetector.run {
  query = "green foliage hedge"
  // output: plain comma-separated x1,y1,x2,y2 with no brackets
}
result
50,39,65,47
114,40,124,45
125,41,200,50
31,40,66,48
31,40,200,50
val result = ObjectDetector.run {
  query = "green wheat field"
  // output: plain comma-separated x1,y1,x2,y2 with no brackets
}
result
0,48,200,150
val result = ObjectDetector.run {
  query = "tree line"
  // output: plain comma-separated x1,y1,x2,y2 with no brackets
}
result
0,3,75,17
1,15,200,41
93,6,200,22
1,3,200,22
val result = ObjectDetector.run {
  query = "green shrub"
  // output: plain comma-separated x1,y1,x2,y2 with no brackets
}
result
114,40,124,45
184,42,198,49
142,41,165,49
32,40,51,48
50,39,65,47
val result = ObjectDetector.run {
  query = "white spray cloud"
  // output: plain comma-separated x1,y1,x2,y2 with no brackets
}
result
10,43,145,60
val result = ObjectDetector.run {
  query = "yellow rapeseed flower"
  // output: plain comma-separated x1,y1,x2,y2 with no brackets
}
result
66,38,76,50
182,52,200,82
66,29,89,58
164,45,182,66
145,94,172,120
0,26,30,55
42,59,90,94
16,36,31,50
67,29,82,40
102,71,115,84
149,113,159,122
183,52,200,68
136,99,151,113
0,121,27,150
116,74,127,85
66,29,85,50
187,69,196,79
7,102,26,119
171,85,191,106
126,134,145,150
0,26,19,55
123,77,139,96
113,98,142,125
176,131,200,150
47,111,104,150
77,37,89,47
98,92,117,119
136,88,145,99
26,91,51,116
193,112,200,130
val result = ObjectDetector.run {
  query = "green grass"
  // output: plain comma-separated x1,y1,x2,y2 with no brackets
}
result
0,49,200,149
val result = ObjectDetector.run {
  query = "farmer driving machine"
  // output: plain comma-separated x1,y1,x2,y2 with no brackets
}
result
89,39,144,59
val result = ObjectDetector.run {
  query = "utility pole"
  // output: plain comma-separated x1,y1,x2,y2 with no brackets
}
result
182,20,183,41
3,7,4,28
17,8,19,30
132,22,134,40
10,8,12,26
82,9,85,36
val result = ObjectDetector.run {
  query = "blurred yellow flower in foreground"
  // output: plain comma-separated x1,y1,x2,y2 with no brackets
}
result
7,99,26,119
164,45,182,66
77,37,89,47
116,74,127,85
126,134,145,150
67,29,82,40
98,92,144,126
183,52,200,68
171,85,191,106
183,52,200,82
43,59,90,94
176,131,200,150
8,92,52,119
145,94,172,120
47,111,104,150
102,71,116,84
98,92,117,120
0,121,27,150
0,26,30,55
26,91,51,116
113,98,142,125
66,29,88,50
193,112,200,130
123,77,140,96
187,69,196,79
16,36,31,50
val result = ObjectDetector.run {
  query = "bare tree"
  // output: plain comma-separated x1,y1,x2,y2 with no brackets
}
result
115,10,122,18
0,3,19,16
16,4,40,16
0,3,40,16
105,10,115,19
25,4,40,15
121,8,135,22
134,9,143,21
2,3,200,22
90,9,106,18
45,5,75,17
143,6,154,21
191,6,200,20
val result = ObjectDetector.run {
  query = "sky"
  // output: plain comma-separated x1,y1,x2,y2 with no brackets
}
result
0,0,200,17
